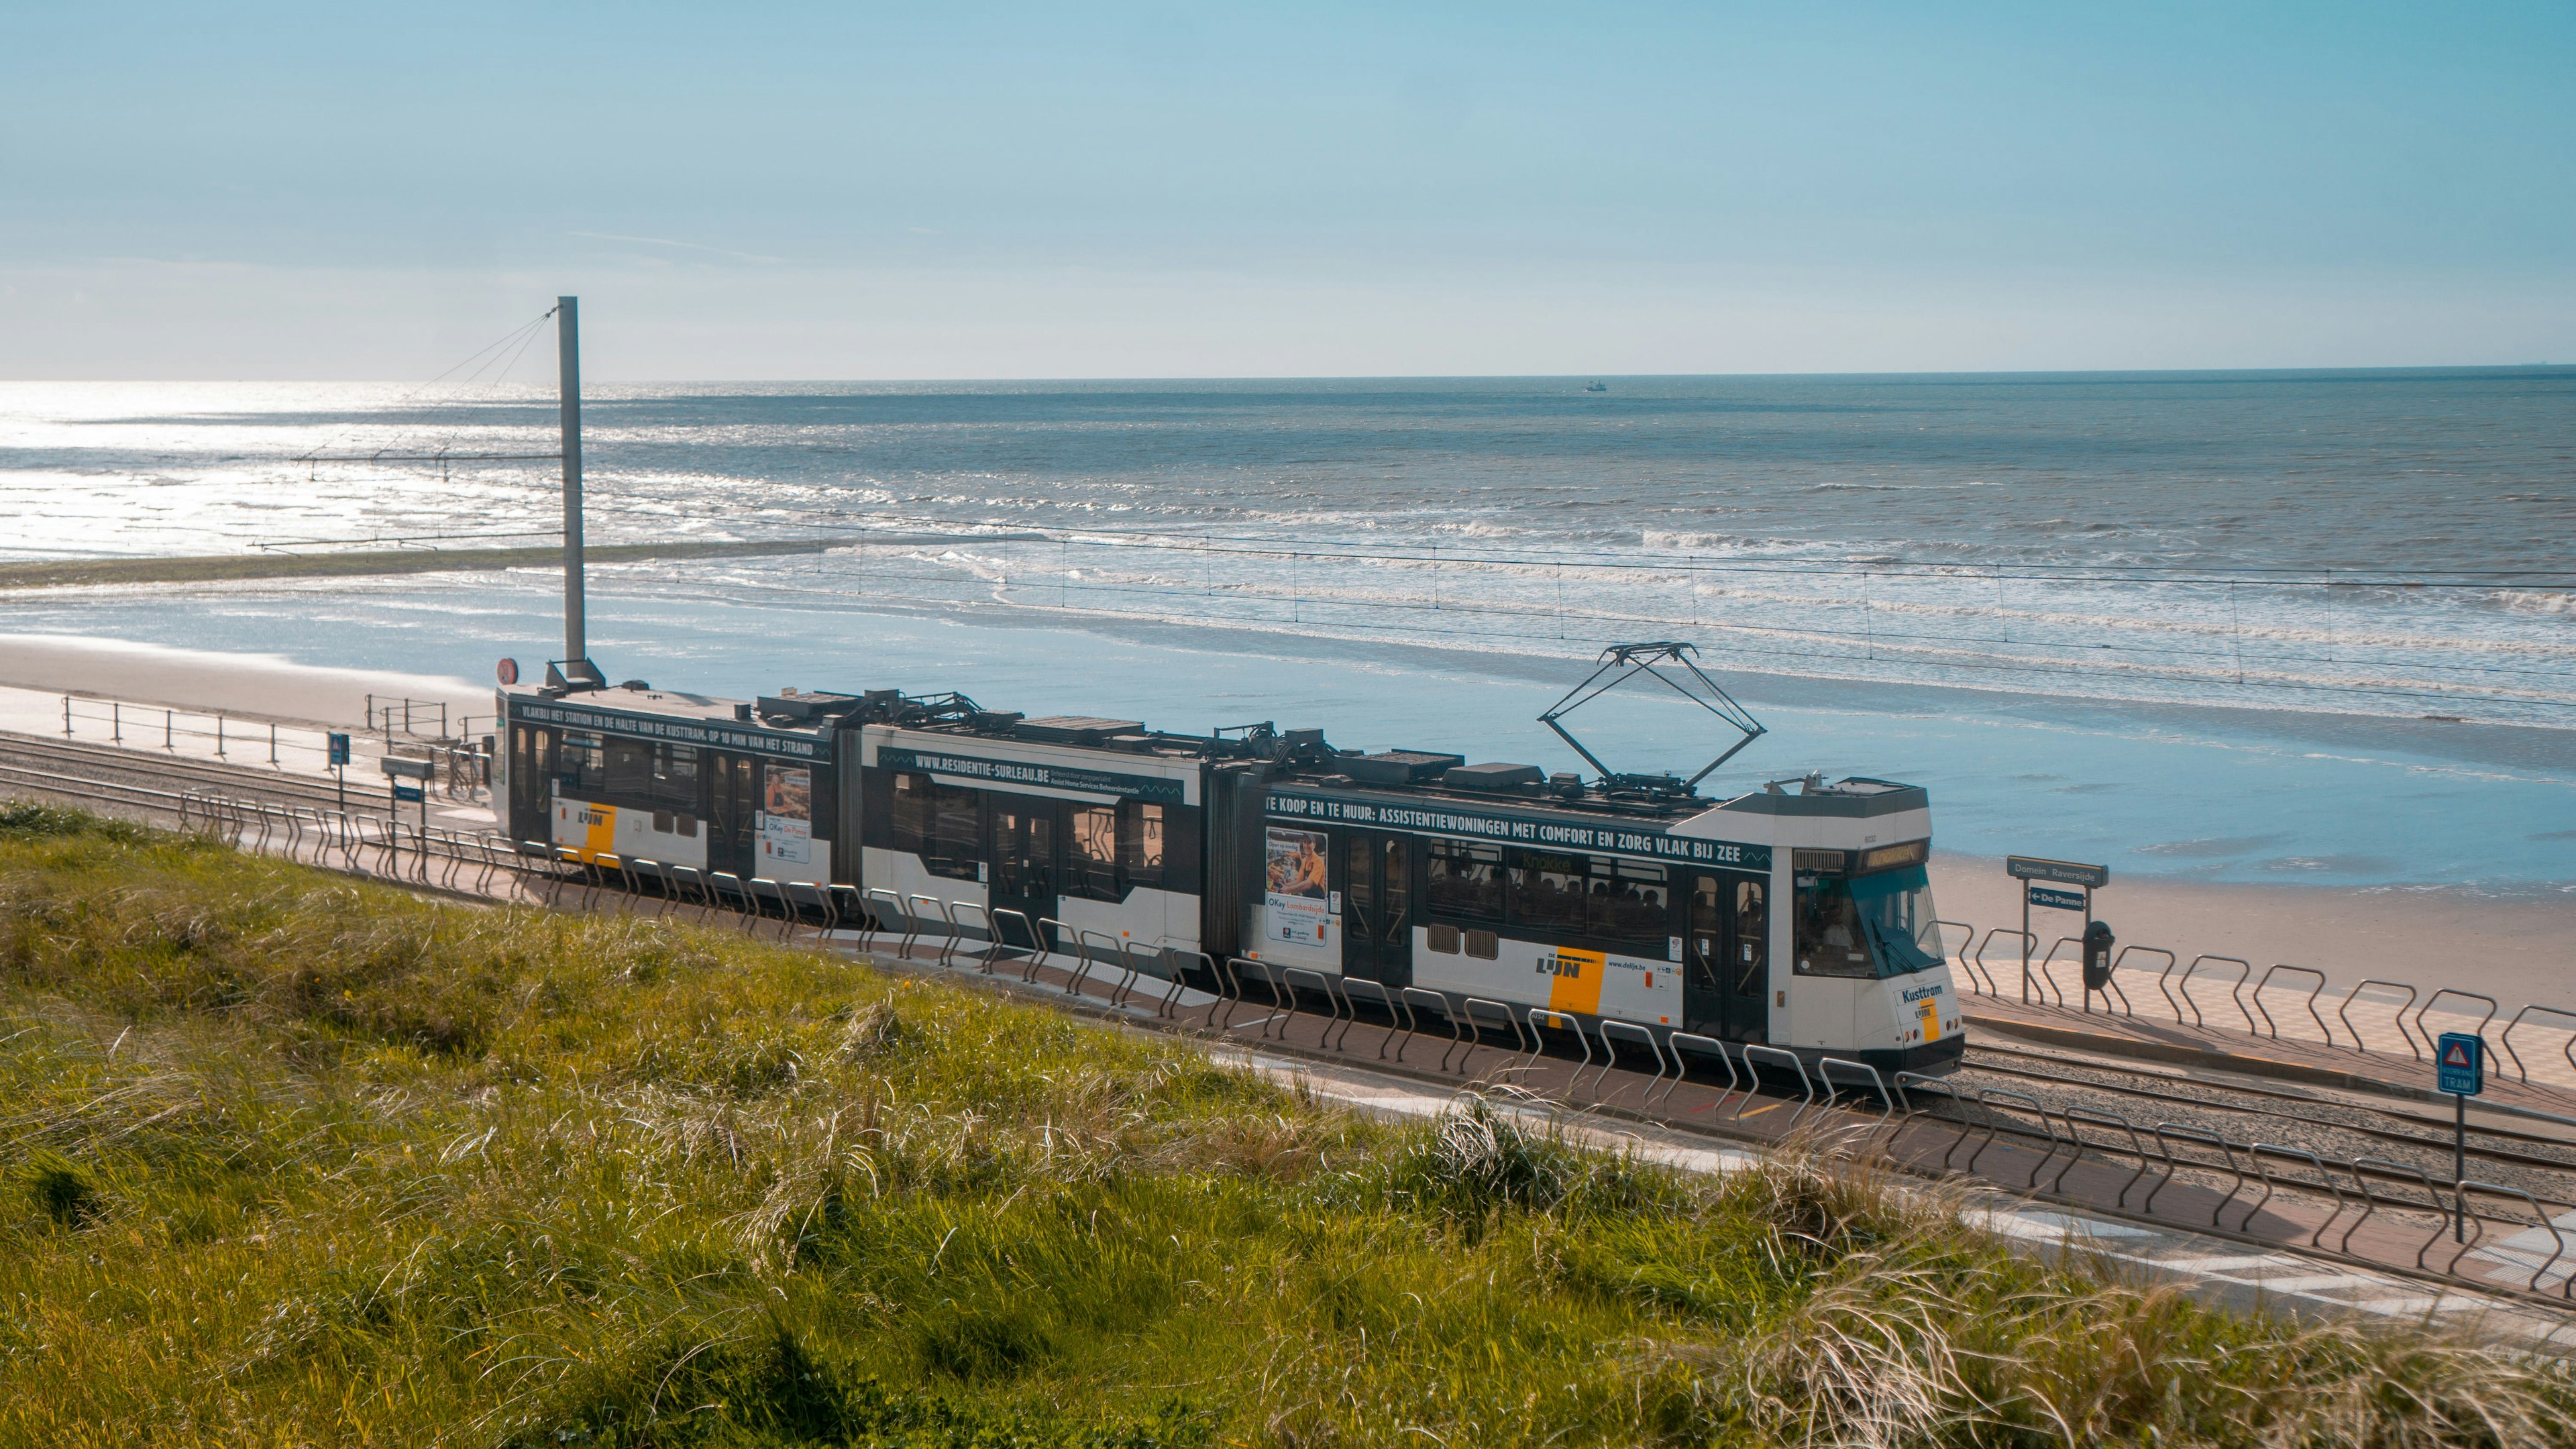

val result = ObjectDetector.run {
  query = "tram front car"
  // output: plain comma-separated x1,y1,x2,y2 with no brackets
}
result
1252,762,1966,1076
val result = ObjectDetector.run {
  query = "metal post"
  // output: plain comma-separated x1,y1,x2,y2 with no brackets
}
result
2455,1091,2467,1242
60,695,68,737
112,702,120,744
164,709,172,751
2082,884,2094,1013
558,294,586,667
2021,893,2032,1004
269,722,278,766
215,714,225,757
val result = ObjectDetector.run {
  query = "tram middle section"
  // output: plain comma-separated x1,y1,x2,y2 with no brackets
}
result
498,678,1963,1074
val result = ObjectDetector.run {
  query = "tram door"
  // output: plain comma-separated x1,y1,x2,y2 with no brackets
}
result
1683,873,1769,1042
985,795,1059,949
708,755,757,879
1336,830,1413,987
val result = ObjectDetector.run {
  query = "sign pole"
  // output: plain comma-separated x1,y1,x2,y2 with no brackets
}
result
2455,1091,2467,1242
2021,892,2031,1004
2434,1031,2483,1243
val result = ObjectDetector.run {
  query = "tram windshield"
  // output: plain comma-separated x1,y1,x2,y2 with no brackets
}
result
1794,863,1946,979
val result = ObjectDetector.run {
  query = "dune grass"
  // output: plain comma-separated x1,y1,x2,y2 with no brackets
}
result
0,801,2569,1447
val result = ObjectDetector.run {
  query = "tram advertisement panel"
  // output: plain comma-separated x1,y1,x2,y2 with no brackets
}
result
759,766,812,867
1263,826,1330,946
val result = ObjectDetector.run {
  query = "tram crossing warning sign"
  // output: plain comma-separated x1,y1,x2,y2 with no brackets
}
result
2437,1033,2484,1097
326,733,351,766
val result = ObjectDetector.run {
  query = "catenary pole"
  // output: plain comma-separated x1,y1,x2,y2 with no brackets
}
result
557,296,585,667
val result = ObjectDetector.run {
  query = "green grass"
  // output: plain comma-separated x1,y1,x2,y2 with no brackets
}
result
0,801,2569,1447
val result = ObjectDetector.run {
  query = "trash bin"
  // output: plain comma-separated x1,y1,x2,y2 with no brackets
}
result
2082,919,2115,992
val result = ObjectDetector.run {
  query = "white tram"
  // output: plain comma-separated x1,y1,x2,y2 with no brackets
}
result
496,664,1963,1075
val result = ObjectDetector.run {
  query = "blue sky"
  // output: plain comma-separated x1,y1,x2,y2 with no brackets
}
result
3,3,2571,378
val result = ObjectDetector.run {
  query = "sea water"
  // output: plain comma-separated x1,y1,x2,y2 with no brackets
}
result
1,370,2570,891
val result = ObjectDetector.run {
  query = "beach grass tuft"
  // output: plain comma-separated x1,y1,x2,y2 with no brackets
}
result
0,808,2569,1446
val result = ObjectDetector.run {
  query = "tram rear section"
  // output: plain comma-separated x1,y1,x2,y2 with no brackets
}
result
496,672,1963,1075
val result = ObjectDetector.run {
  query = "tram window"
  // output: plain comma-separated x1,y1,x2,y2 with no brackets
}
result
605,739,653,798
890,773,928,854
1849,864,1945,976
559,733,604,794
924,782,981,881
1794,865,1942,978
651,745,699,814
1505,851,1590,934
1426,841,1503,922
1119,802,1165,890
1427,922,1461,955
1592,859,1669,948
1070,806,1118,900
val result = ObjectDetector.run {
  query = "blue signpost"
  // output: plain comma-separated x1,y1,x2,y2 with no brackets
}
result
327,731,352,810
2437,1032,2483,1240
2006,856,2110,1008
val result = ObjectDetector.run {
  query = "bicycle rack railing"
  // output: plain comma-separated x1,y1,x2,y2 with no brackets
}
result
1238,957,1294,1038
1394,986,1454,1067
1063,929,1118,998
700,869,743,926
2242,1142,2349,1246
2456,1181,2567,1295
1155,948,1210,1020
1737,1044,1813,1129
1521,1009,1591,1083
859,888,903,954
1338,977,1407,1057
793,881,839,939
2413,988,2500,1054
741,877,785,938
2499,1004,2576,1086
2030,936,2080,1008
1277,967,1346,1047
2249,965,2332,1045
987,908,1041,976
1975,928,2036,1004
1454,998,1525,1077
1657,1033,1739,1114
1201,953,1249,1028
1102,934,1150,1008
948,902,994,969
2175,955,2255,1033
1031,918,1071,984
1964,1087,2061,1189
2145,1123,2245,1227
2343,1157,2451,1269
2337,979,2423,1060
1587,1020,1664,1101
1936,920,1990,994
2046,1105,2150,1207
1814,1057,1892,1145
2084,945,2139,1016
903,894,948,964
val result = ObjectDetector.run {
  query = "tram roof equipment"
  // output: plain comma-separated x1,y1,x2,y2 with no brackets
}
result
1538,641,1767,799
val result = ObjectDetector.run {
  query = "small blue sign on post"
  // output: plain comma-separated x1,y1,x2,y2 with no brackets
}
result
2027,883,2088,911
391,783,426,804
2437,1032,2484,1097
326,732,351,766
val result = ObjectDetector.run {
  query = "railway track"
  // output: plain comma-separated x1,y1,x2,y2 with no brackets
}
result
0,730,416,817
1961,1042,2576,1210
